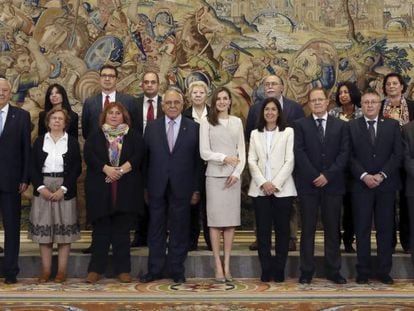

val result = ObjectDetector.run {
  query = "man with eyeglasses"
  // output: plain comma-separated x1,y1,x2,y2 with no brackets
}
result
349,89,402,285
81,64,138,254
294,87,349,285
246,75,304,252
131,70,164,248
81,64,138,140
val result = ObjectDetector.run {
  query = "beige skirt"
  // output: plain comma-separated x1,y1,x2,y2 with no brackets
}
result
206,176,241,227
28,176,80,244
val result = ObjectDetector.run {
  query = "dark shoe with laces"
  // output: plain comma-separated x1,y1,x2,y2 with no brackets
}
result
356,274,369,284
378,274,394,285
139,273,162,283
4,276,17,284
327,273,347,284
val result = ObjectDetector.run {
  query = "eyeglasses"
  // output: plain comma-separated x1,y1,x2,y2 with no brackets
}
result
309,98,327,103
361,100,380,106
100,74,116,79
264,82,282,87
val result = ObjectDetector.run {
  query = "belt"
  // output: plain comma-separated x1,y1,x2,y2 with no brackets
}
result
43,172,64,177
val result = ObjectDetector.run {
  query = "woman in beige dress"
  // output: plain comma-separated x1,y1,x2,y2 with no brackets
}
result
200,86,245,282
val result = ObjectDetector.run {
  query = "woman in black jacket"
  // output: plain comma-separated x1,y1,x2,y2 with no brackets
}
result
84,101,145,284
29,107,81,283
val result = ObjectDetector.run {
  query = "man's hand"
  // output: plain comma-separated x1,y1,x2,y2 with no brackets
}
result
190,192,200,205
313,174,328,187
362,174,380,189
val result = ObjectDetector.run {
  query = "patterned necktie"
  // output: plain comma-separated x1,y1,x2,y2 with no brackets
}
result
147,99,154,122
104,95,110,109
367,120,376,145
0,111,3,136
167,120,175,152
316,118,324,142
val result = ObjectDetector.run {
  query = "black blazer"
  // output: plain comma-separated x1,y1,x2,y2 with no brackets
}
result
136,95,163,136
381,97,414,121
294,115,349,195
84,129,145,222
81,92,138,139
144,116,201,199
38,110,79,139
349,116,402,192
0,105,31,192
31,134,81,200
183,105,210,121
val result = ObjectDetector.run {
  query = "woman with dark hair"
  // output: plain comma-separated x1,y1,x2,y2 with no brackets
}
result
29,107,81,283
248,97,296,282
38,84,78,138
199,86,245,282
381,72,414,253
84,102,144,284
329,81,362,253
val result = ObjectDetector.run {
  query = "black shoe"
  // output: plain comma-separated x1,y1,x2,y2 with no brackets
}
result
378,274,394,285
4,276,17,284
299,275,312,284
344,244,356,253
249,241,258,251
130,238,147,248
82,245,92,254
327,273,347,284
356,275,369,284
172,275,186,283
139,273,162,283
260,274,271,282
273,271,285,283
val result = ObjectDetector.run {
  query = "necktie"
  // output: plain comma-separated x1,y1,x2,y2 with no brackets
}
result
0,111,3,136
316,118,324,142
167,120,175,152
367,120,376,145
104,95,110,109
147,99,154,122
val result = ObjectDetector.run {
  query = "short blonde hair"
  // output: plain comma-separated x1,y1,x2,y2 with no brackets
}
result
187,81,208,97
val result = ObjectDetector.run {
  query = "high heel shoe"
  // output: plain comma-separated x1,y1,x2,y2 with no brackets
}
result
38,271,50,283
225,272,233,282
214,268,226,283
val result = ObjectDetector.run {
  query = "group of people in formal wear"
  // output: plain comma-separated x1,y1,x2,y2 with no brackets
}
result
1,65,414,286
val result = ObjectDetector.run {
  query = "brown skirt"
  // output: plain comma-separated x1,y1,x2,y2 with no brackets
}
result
28,176,80,244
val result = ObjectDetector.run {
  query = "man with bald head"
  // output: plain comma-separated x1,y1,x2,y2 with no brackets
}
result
140,88,201,284
0,77,31,284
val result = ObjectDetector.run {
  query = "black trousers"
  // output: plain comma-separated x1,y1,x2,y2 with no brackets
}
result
398,170,409,249
147,187,191,278
407,196,414,266
133,203,148,244
88,212,134,275
0,191,21,278
254,195,293,278
342,192,355,246
299,192,342,277
353,190,395,277
189,191,211,249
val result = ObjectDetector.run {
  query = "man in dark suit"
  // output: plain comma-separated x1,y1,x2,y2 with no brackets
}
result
140,88,201,284
246,74,305,252
131,71,164,248
81,64,138,140
349,89,402,285
294,87,349,285
81,64,138,253
0,77,31,284
402,120,414,269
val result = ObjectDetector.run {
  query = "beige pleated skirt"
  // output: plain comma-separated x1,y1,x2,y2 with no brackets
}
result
28,176,80,244
206,176,241,227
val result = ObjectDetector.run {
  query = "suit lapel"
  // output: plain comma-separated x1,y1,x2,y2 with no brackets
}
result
375,117,386,148
95,94,103,115
358,117,372,145
156,97,164,118
159,117,170,153
172,117,187,152
1,105,17,138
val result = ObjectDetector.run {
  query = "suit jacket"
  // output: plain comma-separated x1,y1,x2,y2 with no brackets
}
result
248,127,297,197
403,121,414,196
31,134,81,200
144,116,201,199
294,115,349,195
135,95,163,136
245,96,304,141
81,92,138,139
38,110,79,139
0,105,31,192
84,129,145,222
349,116,402,192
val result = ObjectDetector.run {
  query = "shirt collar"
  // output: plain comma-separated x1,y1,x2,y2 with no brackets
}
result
364,116,379,123
312,112,328,121
165,114,182,124
0,103,9,114
45,132,68,142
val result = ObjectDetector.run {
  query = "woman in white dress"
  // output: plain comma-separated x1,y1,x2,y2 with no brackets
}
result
248,97,296,282
200,86,245,282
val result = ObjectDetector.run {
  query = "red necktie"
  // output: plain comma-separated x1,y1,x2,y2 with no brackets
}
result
104,95,110,109
147,99,154,122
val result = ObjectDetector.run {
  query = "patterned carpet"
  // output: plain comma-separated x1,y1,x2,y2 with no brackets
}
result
0,278,414,310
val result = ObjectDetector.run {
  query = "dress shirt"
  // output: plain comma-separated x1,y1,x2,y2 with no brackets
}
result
278,96,284,110
0,103,9,132
264,129,274,181
102,91,116,108
143,95,159,130
191,105,208,124
165,114,181,147
364,116,378,134
37,132,68,193
312,112,328,132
